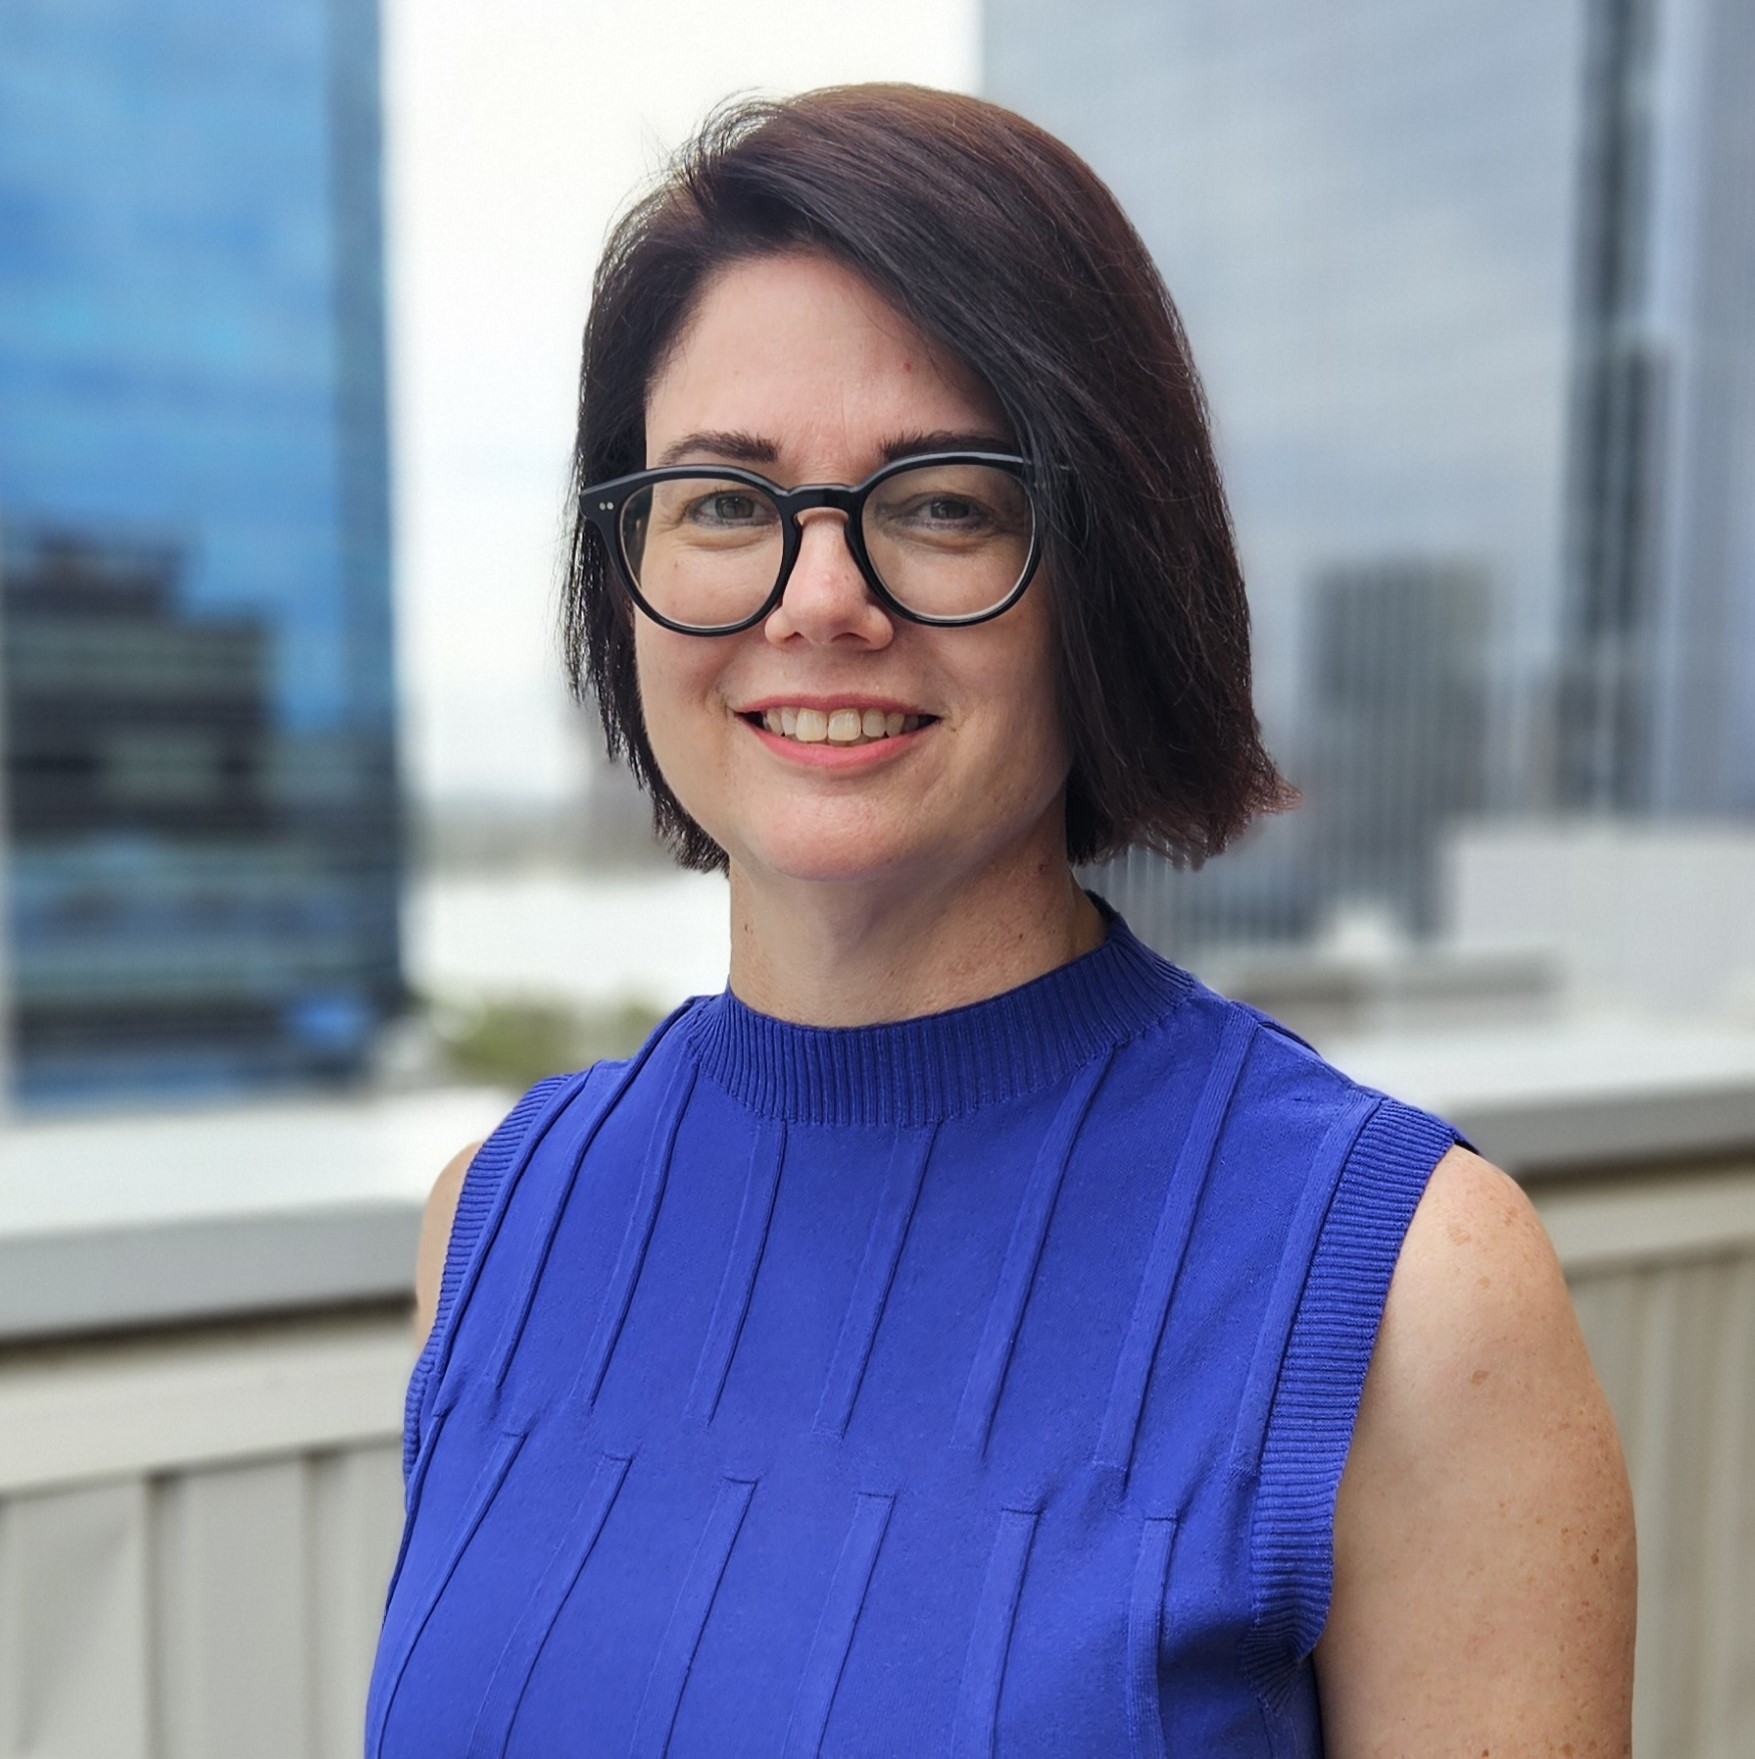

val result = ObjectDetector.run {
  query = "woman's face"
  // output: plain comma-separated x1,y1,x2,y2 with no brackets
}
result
634,251,1071,897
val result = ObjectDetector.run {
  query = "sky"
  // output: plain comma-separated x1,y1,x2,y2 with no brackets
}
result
381,0,980,808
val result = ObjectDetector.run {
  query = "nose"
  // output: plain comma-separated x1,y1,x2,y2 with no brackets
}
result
762,509,894,649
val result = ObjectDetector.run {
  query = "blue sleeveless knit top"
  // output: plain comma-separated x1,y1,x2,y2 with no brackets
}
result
367,912,1457,1757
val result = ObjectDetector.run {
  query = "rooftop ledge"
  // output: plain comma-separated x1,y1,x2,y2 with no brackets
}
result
0,1085,512,1343
1324,1012,1755,1175
3,1011,1755,1343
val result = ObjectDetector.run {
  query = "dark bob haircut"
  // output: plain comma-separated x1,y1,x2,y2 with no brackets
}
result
564,83,1291,871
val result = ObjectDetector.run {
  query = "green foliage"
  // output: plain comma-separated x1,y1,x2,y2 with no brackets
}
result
435,996,664,1090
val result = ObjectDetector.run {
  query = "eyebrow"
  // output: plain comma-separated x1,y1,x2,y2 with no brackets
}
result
654,430,776,468
879,429,1016,462
651,427,1018,471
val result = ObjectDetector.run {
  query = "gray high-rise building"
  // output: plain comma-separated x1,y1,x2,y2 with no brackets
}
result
989,0,1755,941
1302,560,1490,933
1558,0,1755,812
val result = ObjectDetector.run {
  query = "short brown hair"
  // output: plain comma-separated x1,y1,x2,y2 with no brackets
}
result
563,84,1291,870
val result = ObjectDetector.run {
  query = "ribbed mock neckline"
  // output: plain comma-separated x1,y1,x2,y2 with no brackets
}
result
683,910,1191,1127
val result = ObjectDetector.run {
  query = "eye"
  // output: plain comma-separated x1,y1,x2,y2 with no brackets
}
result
687,490,773,526
919,495,984,526
867,463,1030,543
887,491,987,525
883,491,997,538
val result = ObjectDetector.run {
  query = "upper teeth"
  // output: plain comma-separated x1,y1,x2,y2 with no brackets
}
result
761,707,921,744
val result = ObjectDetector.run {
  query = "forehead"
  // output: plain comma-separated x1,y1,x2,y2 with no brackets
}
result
644,252,1006,466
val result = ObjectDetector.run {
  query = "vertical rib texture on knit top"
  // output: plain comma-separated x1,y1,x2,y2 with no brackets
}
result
369,913,1458,1758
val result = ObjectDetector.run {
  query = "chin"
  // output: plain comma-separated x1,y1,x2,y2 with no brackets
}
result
726,818,933,891
741,844,924,891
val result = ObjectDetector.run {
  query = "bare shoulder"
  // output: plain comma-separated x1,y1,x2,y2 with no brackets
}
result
413,1140,484,1351
1381,1145,1580,1379
1315,1145,1636,1757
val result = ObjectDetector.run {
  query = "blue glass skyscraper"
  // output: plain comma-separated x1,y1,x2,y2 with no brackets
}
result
0,0,400,1101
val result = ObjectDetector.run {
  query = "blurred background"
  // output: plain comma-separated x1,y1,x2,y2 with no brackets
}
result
0,1,1750,1754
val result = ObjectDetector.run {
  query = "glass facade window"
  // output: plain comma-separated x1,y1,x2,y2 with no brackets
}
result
0,0,399,1102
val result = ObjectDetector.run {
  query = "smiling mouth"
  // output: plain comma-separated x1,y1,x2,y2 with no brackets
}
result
745,706,935,748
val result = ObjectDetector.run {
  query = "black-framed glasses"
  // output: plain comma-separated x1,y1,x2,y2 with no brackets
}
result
579,451,1043,636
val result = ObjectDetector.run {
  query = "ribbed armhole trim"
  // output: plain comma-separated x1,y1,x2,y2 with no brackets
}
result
400,1072,580,1487
1244,1097,1458,1693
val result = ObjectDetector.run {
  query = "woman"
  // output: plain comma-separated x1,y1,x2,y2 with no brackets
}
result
369,87,1634,1757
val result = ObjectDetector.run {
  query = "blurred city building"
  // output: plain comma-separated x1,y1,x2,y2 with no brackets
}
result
989,0,1755,952
1558,0,1755,813
0,0,401,1103
1302,559,1490,933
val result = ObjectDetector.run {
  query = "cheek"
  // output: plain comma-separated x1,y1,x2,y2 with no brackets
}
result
631,623,761,854
632,625,713,780
635,618,712,705
982,600,1069,789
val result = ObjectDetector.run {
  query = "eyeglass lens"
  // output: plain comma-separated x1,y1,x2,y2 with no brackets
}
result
618,462,1033,630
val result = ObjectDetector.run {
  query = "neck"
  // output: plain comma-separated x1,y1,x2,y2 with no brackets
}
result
726,842,1107,1027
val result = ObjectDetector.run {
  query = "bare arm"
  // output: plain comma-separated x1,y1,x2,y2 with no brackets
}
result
413,1140,484,1350
1315,1146,1636,1757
